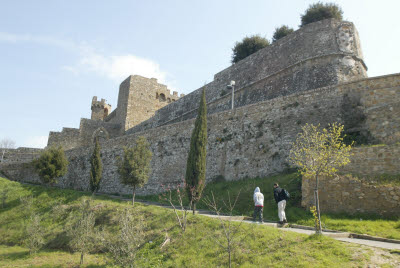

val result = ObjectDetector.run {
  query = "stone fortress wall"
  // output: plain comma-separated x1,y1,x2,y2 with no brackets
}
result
47,76,182,149
127,19,367,134
0,147,42,164
1,19,399,215
2,73,399,215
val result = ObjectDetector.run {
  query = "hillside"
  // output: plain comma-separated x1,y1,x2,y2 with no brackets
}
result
1,176,397,267
139,172,400,240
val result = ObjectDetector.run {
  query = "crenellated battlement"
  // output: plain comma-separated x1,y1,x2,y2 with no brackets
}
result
91,96,112,121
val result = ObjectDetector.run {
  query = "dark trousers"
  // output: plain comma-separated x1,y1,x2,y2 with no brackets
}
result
253,206,263,222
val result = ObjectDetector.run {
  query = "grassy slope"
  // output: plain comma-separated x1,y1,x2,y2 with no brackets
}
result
0,177,372,267
138,172,400,240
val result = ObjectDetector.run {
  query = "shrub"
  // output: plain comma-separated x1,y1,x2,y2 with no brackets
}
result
300,2,343,27
272,25,294,42
231,35,270,63
34,146,68,185
105,208,146,267
67,198,96,265
24,212,45,255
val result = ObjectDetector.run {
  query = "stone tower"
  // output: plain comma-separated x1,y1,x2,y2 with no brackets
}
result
91,96,112,121
115,75,181,131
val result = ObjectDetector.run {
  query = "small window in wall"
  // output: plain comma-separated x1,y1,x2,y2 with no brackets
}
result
159,93,166,102
104,108,108,117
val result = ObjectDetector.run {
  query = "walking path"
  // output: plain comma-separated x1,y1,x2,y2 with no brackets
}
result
128,198,400,251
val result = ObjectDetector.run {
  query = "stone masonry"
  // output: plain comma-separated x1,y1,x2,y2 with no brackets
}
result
1,19,399,215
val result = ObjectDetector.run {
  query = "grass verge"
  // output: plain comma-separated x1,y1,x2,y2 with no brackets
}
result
0,176,374,267
138,172,400,240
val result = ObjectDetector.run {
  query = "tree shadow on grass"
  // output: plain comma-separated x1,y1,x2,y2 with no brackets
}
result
0,249,29,261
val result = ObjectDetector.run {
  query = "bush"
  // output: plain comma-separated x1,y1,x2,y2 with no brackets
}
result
300,2,343,27
272,25,294,42
34,146,68,185
231,35,270,63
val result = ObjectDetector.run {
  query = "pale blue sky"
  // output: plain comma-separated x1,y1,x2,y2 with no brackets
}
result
1,0,399,148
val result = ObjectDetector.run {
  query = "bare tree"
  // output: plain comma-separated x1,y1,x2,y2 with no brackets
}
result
0,138,16,163
67,198,96,265
203,191,243,268
160,182,192,233
24,212,45,254
105,208,146,268
1,186,10,208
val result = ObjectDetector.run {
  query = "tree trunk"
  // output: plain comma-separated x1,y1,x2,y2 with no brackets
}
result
132,186,136,207
80,252,84,265
192,202,196,215
1,149,5,162
228,243,232,268
314,174,322,234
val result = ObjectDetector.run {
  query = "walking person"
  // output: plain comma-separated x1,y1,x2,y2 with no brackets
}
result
273,183,289,224
253,187,264,223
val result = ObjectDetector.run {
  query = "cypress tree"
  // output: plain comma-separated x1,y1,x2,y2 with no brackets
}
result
185,88,208,214
89,138,102,193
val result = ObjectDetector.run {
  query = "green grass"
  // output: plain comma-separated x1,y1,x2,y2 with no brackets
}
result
138,172,400,240
0,176,374,267
0,245,106,267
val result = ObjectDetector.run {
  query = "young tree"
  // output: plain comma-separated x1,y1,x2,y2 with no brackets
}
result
272,25,294,42
300,2,343,27
117,136,152,206
203,191,243,268
67,198,96,265
89,138,102,193
185,89,208,214
289,123,352,234
0,138,16,162
1,186,10,208
160,181,192,233
105,208,146,268
231,35,270,63
34,146,68,185
24,212,45,255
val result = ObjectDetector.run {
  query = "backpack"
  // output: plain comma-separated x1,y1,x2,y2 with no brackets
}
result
282,189,290,200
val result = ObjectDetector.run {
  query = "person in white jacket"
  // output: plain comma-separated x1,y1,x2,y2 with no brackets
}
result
253,187,264,223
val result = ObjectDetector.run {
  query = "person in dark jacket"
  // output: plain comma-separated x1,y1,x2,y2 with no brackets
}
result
273,183,287,224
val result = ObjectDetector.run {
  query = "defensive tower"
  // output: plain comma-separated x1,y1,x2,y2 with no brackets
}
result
91,96,111,121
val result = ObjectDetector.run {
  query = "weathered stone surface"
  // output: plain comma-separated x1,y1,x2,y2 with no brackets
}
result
302,174,400,216
1,19,399,216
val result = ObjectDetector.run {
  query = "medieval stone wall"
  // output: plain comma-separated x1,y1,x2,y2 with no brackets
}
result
3,74,399,199
0,148,42,164
302,143,400,215
111,75,181,131
127,19,367,134
78,118,122,147
47,128,80,150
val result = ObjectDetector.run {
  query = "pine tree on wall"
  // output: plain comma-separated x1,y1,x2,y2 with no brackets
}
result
89,138,102,193
185,88,208,214
117,136,152,206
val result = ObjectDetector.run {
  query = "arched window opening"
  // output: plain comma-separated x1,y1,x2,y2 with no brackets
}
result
159,93,166,102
